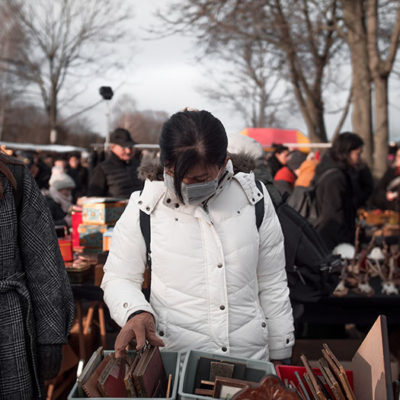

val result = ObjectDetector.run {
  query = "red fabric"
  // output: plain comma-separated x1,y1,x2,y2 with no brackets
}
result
274,166,295,184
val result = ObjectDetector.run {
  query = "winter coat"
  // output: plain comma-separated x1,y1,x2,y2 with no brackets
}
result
0,159,74,399
66,164,89,202
87,152,143,199
371,167,400,211
266,154,283,178
102,159,294,361
274,166,295,198
314,153,356,251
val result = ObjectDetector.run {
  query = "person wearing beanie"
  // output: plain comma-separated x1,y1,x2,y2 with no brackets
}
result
274,150,306,197
46,166,78,227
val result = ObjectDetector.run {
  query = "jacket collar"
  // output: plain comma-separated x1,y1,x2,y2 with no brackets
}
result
137,160,233,214
136,159,263,214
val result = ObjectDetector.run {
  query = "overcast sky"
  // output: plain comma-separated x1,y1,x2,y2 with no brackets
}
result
74,0,400,142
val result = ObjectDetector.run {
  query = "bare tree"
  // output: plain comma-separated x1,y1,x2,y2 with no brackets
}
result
159,0,341,142
200,38,287,128
336,0,400,173
0,0,26,140
367,0,400,176
2,0,133,143
112,94,168,144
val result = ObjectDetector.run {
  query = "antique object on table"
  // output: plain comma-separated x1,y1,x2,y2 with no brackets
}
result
82,197,128,225
231,375,300,400
213,377,254,399
322,344,355,400
300,354,327,400
317,358,346,400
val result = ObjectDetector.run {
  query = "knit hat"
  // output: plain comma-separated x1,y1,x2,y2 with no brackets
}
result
49,166,76,191
227,134,264,159
287,150,306,170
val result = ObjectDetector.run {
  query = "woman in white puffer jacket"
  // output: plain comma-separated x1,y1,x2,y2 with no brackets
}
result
101,109,294,362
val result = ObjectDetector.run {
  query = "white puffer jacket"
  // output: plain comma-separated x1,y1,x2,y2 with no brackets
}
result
102,160,294,360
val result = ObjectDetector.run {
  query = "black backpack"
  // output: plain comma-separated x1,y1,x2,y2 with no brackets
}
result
139,179,341,304
287,168,338,226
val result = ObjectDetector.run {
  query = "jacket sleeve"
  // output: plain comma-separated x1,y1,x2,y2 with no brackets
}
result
257,183,294,360
101,192,155,327
87,164,107,197
18,167,74,344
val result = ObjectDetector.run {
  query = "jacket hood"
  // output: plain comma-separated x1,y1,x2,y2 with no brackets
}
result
137,152,256,182
314,151,346,179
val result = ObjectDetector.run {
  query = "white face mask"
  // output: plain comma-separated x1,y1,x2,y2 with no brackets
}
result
163,169,222,205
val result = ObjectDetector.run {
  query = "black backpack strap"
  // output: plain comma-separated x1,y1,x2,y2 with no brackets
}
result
255,180,265,231
139,209,151,271
139,209,151,301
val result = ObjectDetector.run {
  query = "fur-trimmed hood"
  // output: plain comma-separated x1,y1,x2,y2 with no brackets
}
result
137,152,257,182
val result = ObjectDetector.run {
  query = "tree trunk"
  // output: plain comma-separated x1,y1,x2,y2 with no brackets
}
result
341,0,373,166
49,84,58,143
304,93,328,143
373,76,389,178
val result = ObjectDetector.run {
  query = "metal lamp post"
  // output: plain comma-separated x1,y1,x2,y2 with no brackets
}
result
99,86,114,151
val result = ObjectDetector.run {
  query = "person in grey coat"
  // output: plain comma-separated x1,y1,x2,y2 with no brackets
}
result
0,153,74,399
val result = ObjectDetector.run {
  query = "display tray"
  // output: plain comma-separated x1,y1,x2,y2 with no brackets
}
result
178,350,275,400
67,350,180,400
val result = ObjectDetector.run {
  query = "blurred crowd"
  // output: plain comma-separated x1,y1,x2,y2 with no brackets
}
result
4,128,400,254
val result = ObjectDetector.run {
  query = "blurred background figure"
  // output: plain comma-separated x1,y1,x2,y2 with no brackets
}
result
274,150,306,197
88,128,143,198
66,153,89,202
313,132,364,251
371,147,400,211
266,144,290,178
46,166,78,227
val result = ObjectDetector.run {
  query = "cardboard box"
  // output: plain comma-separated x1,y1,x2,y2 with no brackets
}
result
287,315,395,399
82,198,128,226
78,223,109,252
102,227,114,251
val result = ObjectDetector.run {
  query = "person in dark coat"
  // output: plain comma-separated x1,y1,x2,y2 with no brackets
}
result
371,147,400,211
66,154,89,202
0,153,74,399
87,128,143,198
266,144,289,178
314,132,364,251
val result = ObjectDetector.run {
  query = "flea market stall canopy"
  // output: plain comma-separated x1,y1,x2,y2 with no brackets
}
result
240,128,311,152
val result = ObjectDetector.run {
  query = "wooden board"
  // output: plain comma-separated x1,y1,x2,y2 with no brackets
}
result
352,315,393,400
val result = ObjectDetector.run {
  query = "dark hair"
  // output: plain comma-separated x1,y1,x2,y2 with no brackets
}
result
159,110,227,201
273,144,289,155
330,132,364,166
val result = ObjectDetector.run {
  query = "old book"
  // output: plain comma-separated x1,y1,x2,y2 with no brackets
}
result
82,354,112,398
97,356,128,397
77,346,103,396
133,346,167,397
124,352,141,396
